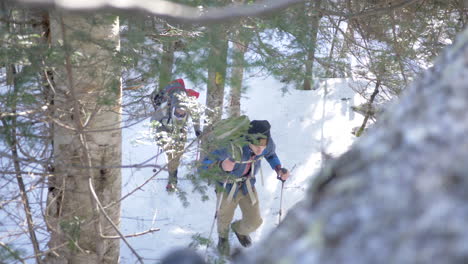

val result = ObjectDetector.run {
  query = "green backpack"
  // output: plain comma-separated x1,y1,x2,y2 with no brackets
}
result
203,115,250,161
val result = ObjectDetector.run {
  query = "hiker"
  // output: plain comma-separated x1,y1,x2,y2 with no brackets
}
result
200,119,290,256
150,79,201,192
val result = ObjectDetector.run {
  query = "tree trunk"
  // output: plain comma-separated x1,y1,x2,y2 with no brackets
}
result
158,40,175,90
205,24,228,123
199,25,228,160
303,0,322,90
234,27,468,263
228,29,248,118
45,13,122,264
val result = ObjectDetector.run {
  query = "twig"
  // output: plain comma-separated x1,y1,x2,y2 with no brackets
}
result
88,178,145,264
22,242,69,261
356,80,380,136
0,241,26,264
1,75,43,264
122,216,170,222
117,136,200,204
101,228,160,239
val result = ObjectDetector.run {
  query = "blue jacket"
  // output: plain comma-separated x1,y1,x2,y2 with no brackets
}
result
201,138,281,197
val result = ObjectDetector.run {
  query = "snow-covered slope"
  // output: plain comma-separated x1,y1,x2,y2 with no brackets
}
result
120,77,365,262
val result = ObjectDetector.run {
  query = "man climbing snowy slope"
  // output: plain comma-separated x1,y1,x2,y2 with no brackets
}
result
200,119,290,255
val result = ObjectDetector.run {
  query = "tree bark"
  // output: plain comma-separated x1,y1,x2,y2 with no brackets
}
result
199,24,229,160
158,40,175,90
228,31,248,118
227,0,249,118
234,27,468,264
205,24,228,123
303,0,322,90
45,13,122,264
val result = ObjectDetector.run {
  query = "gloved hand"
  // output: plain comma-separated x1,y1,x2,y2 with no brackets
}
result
195,130,202,138
275,165,290,182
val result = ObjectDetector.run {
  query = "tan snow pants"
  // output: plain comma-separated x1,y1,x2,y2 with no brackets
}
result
217,188,263,238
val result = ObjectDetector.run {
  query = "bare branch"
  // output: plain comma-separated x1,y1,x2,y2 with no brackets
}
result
318,0,422,19
17,0,305,23
355,80,380,137
116,136,199,204
16,0,423,23
22,242,69,261
1,80,43,264
0,104,50,119
88,178,145,264
101,228,160,239
0,241,26,264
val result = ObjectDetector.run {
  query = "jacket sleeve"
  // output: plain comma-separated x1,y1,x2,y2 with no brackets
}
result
264,139,281,170
199,148,230,172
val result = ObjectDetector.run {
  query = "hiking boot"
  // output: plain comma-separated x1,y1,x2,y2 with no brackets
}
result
166,183,177,192
217,237,230,256
166,170,178,192
231,224,252,247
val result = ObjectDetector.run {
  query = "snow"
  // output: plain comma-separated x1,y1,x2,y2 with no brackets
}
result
120,76,365,262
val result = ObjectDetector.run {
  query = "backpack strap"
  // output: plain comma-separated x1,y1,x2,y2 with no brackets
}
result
225,174,258,205
223,149,264,205
229,142,243,161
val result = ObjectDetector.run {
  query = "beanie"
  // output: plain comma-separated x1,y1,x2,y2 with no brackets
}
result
247,120,271,141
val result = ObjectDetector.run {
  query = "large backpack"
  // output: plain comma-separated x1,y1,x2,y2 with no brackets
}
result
203,115,251,161
151,79,199,111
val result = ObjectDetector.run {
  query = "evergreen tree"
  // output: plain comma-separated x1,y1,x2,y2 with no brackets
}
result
0,0,465,262
0,4,53,262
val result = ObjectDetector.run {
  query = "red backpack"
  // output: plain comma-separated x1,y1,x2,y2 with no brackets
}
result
151,79,199,110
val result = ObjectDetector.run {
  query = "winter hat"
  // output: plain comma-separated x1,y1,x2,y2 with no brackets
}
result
247,120,271,142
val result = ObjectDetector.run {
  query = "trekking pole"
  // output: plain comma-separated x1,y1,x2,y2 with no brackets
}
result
196,139,200,162
277,164,296,225
153,147,163,173
277,172,286,225
205,180,228,259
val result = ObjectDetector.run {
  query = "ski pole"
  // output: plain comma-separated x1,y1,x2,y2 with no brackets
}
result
153,147,163,172
277,164,296,224
277,171,286,225
205,180,228,259
196,139,200,162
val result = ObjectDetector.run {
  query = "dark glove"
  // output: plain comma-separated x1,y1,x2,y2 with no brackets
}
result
195,130,202,138
275,165,289,182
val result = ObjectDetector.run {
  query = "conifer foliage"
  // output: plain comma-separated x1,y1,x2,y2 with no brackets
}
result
0,0,465,262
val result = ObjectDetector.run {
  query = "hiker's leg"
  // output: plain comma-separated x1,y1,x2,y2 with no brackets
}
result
167,154,179,183
165,148,177,182
217,192,239,238
167,130,186,184
233,190,262,235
